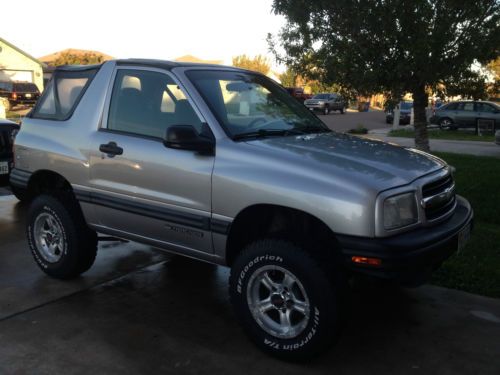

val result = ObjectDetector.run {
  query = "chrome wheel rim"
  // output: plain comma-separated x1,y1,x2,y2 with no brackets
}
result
34,213,64,263
440,119,452,128
247,265,310,339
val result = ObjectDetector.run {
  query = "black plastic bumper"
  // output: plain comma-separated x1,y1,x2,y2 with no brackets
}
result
337,196,473,284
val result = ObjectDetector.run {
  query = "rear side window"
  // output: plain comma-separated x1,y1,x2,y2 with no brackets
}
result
13,83,39,92
32,68,98,120
0,82,13,92
443,102,458,110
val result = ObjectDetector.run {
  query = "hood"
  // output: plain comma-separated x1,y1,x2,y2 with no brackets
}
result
245,132,445,192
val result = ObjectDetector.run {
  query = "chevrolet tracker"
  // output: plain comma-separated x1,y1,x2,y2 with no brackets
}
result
11,59,473,360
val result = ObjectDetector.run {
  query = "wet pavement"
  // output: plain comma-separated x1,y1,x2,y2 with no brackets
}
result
0,190,499,374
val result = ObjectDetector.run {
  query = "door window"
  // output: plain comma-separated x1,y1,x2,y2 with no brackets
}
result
475,103,497,113
107,69,202,138
457,102,474,111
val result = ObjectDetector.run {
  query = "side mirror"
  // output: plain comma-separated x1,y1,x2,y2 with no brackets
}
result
164,125,214,154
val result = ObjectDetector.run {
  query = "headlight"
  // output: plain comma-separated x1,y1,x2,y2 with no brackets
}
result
383,192,418,230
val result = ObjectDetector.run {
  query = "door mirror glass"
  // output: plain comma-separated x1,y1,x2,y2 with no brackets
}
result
164,125,214,153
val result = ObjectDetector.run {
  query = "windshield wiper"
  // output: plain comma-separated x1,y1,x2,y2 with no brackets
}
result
233,128,304,141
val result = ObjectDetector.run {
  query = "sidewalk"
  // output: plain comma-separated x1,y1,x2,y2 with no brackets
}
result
367,128,500,157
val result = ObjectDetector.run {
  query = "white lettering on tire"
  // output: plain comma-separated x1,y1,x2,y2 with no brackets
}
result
237,254,283,293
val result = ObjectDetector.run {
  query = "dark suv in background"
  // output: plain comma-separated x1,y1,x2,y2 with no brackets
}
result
0,81,41,111
430,101,500,130
385,101,413,125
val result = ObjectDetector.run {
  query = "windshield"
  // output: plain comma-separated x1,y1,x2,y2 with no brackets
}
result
186,70,329,139
313,94,330,100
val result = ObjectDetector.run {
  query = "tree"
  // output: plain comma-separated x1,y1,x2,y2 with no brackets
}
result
486,57,500,98
268,0,500,151
52,51,105,66
232,54,271,75
441,69,489,100
279,68,298,87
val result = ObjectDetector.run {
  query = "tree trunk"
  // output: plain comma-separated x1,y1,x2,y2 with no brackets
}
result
412,84,430,152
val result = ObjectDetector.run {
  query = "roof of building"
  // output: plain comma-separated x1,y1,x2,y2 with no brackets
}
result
174,55,223,65
0,38,45,67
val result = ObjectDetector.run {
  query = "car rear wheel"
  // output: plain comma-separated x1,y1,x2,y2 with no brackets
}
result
229,239,340,361
439,117,454,130
27,194,98,279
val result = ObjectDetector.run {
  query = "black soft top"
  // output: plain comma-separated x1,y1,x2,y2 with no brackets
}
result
54,59,249,73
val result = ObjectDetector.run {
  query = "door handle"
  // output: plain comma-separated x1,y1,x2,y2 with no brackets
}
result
99,142,123,156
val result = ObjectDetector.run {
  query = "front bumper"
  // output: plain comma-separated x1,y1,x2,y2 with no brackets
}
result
337,196,473,285
305,103,326,110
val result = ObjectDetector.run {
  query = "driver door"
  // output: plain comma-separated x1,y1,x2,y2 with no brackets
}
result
88,67,215,253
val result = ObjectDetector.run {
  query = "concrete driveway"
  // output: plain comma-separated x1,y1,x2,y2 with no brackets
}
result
1,189,500,374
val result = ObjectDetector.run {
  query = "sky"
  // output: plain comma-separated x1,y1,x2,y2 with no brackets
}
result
1,0,286,70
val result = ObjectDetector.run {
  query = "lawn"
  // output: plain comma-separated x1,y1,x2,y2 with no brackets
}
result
430,152,500,298
389,129,495,142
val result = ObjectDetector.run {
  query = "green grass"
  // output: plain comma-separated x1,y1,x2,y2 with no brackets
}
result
430,152,500,298
389,129,495,142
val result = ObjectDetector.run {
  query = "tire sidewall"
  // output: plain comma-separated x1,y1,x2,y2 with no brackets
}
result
27,196,78,276
231,242,336,359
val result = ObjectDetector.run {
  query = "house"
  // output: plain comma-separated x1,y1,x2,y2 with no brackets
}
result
174,55,223,65
0,38,44,91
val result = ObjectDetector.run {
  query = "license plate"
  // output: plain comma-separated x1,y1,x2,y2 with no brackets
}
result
0,161,8,175
457,223,471,253
309,107,314,111
25,93,32,98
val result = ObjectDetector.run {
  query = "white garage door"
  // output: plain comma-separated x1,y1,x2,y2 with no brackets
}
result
0,70,33,82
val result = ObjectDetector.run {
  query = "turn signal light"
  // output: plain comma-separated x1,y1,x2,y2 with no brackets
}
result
351,256,382,266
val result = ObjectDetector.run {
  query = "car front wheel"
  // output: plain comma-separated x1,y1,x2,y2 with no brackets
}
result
229,239,340,361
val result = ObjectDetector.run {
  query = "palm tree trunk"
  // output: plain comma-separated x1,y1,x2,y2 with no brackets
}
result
412,84,430,152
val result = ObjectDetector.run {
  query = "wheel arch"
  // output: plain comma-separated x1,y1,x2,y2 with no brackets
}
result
26,169,74,199
225,204,341,267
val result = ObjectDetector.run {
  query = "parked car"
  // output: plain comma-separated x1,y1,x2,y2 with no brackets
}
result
12,60,472,360
0,81,41,111
304,93,347,114
495,129,500,145
285,87,312,102
0,119,20,186
430,101,500,130
386,101,413,125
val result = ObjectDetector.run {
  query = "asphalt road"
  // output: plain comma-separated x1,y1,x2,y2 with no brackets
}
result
0,190,499,374
318,109,388,132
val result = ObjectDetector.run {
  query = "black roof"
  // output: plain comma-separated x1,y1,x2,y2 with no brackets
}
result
54,59,248,73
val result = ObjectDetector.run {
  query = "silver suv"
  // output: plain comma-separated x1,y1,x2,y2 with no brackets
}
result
304,93,346,115
11,60,473,361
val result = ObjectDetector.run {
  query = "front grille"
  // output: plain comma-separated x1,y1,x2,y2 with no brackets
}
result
422,174,456,221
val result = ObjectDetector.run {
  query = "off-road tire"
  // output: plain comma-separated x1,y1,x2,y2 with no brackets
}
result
27,194,98,279
229,239,340,361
